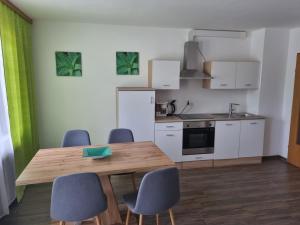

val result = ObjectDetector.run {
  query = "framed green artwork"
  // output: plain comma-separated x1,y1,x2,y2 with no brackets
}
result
55,52,82,76
116,52,139,75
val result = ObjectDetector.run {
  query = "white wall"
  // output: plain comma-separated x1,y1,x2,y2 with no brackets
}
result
33,21,187,147
32,21,292,158
243,28,290,156
247,28,266,114
256,28,289,156
195,36,252,61
281,28,300,158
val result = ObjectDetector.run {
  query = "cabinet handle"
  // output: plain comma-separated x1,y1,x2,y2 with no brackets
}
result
195,156,203,159
250,122,257,125
166,134,175,137
225,123,233,126
163,84,171,87
166,125,175,128
220,83,228,87
150,96,154,104
245,83,252,87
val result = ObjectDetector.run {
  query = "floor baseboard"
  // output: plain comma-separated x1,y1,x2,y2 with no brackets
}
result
262,155,287,161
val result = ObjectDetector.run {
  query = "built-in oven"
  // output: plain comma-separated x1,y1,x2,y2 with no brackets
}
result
182,121,215,155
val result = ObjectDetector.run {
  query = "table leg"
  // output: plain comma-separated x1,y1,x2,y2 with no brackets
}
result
99,175,123,225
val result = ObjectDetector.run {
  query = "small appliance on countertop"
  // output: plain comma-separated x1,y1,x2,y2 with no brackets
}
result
167,100,176,116
156,100,177,117
156,102,168,117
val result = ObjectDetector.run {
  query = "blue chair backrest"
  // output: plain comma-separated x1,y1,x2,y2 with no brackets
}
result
62,130,91,147
134,167,180,215
50,173,107,221
108,128,134,144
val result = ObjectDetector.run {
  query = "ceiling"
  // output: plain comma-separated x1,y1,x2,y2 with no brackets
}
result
11,0,300,30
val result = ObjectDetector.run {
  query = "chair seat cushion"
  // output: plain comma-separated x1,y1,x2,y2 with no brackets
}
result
123,192,138,212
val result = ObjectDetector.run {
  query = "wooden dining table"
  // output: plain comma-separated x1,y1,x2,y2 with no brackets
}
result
16,141,175,225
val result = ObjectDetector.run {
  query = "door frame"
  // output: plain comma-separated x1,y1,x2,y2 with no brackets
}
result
288,53,300,167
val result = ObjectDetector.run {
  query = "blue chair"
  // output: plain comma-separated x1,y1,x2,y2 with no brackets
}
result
108,129,137,190
108,128,134,144
62,130,91,147
123,167,180,225
50,173,107,225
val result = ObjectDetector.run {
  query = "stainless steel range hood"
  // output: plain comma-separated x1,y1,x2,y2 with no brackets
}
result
180,41,212,80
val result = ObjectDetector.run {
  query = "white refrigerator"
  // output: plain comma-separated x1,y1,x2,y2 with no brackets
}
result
117,88,155,142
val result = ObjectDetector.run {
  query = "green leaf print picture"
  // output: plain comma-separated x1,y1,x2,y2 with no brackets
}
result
116,52,139,75
56,52,82,76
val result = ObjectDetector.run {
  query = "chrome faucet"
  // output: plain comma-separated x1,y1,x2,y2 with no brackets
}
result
229,103,240,116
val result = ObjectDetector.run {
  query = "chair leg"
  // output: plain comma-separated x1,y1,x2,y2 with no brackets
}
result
59,222,65,225
131,173,137,191
156,214,159,225
125,208,131,225
95,215,102,225
169,209,175,225
139,214,143,225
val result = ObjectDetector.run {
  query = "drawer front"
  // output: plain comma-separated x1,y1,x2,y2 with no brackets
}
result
241,119,265,127
182,154,214,161
155,122,183,131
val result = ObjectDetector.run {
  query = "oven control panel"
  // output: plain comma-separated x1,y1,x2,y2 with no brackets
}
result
183,121,215,129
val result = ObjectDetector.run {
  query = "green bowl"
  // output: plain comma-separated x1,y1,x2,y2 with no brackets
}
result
82,146,112,159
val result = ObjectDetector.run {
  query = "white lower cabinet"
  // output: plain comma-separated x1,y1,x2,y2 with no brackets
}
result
155,122,183,162
214,121,241,160
239,120,265,157
214,119,265,160
154,119,265,163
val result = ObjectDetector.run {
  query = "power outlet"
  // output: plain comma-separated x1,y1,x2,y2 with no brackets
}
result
187,100,193,107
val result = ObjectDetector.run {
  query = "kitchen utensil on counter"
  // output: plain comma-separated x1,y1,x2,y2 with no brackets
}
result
156,100,177,117
156,102,168,117
167,100,176,116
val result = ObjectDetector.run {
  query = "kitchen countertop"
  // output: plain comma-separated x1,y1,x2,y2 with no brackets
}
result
155,113,265,123
155,116,183,123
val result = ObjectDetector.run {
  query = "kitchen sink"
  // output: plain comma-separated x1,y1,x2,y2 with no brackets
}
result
232,113,252,118
210,113,255,119
210,113,232,118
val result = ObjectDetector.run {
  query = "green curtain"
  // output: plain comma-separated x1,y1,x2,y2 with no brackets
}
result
0,2,38,200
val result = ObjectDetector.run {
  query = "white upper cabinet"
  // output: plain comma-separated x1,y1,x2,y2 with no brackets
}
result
203,61,260,90
203,61,236,89
239,120,265,157
214,121,241,160
148,60,180,89
236,62,260,89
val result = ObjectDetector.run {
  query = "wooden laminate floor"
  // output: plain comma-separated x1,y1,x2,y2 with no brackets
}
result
1,158,300,225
